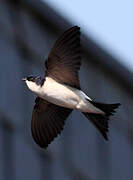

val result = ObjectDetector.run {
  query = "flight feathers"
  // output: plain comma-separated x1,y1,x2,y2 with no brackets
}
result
31,97,72,148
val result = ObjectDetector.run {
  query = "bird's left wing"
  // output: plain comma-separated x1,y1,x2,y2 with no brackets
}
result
31,97,72,148
45,26,81,89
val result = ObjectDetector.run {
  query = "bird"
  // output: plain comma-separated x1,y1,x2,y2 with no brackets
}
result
23,26,120,149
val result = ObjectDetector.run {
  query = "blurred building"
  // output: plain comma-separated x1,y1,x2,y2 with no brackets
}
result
0,0,133,180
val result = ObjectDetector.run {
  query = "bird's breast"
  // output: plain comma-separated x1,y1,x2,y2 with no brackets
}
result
38,77,79,109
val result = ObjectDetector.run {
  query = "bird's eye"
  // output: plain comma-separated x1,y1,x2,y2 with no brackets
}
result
30,78,34,81
27,76,34,81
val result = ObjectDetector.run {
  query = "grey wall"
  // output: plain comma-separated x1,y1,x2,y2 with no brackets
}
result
0,0,133,180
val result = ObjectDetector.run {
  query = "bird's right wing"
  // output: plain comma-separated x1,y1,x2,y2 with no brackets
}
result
31,97,72,148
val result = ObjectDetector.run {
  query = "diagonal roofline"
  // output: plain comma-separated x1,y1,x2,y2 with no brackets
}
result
14,0,133,96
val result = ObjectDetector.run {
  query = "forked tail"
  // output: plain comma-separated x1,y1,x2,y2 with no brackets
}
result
83,101,121,140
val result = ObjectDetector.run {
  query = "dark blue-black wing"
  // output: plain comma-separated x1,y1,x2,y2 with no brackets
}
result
31,97,72,148
45,26,81,89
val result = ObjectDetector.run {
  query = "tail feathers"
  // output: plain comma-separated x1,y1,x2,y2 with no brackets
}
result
89,101,121,117
83,101,121,140
83,113,109,140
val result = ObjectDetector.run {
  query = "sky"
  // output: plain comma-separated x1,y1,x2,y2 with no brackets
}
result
43,0,133,72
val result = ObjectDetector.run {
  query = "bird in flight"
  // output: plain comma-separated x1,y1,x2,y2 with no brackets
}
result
23,26,120,149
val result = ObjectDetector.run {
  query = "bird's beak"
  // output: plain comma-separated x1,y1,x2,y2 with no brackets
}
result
22,78,26,81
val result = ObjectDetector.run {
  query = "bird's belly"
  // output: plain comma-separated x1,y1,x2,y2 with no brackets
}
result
45,94,78,109
40,80,79,109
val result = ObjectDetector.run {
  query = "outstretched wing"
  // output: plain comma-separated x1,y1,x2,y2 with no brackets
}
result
31,97,72,148
45,26,81,89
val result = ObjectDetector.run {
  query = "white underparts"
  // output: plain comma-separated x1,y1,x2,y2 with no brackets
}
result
26,77,104,114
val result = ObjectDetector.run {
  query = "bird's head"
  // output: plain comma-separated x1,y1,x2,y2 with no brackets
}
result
22,75,44,93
